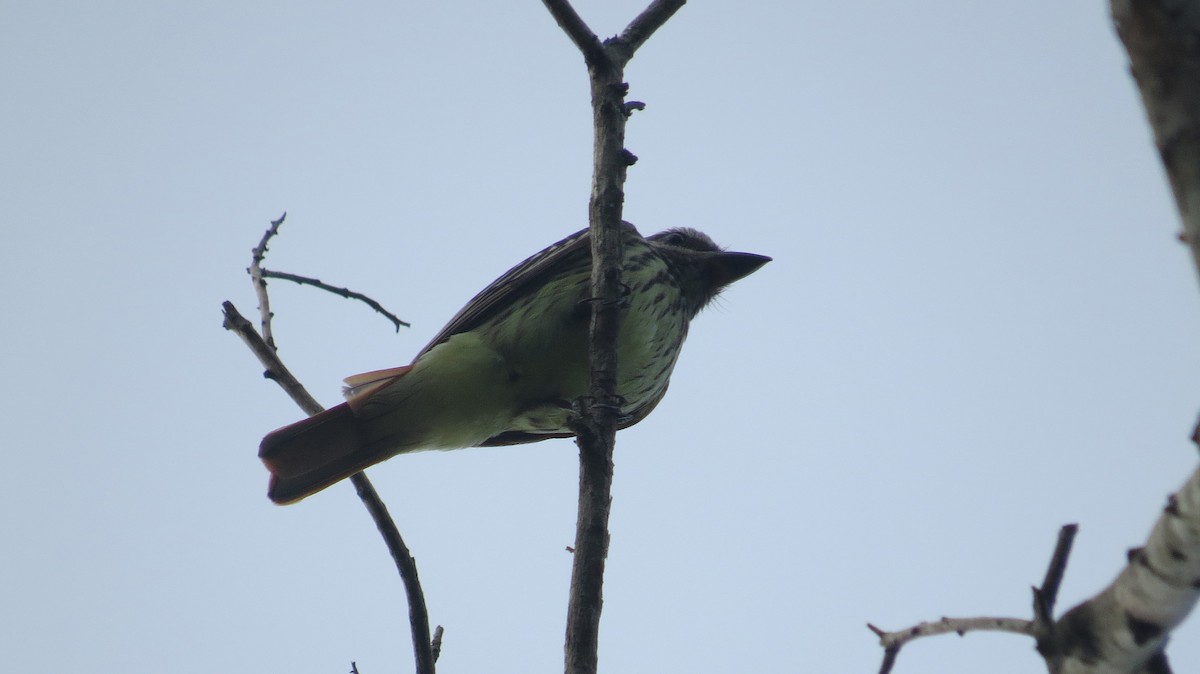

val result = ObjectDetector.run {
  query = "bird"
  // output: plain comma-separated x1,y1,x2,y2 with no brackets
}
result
259,222,770,504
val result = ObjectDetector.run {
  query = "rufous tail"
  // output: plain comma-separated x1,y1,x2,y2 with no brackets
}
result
259,403,381,504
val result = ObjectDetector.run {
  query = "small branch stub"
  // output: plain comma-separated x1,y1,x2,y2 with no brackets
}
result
431,625,445,663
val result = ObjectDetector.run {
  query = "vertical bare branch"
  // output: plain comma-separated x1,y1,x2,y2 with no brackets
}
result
564,53,626,674
542,2,685,673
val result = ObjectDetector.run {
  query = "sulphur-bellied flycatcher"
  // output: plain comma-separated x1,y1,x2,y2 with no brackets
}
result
259,222,770,503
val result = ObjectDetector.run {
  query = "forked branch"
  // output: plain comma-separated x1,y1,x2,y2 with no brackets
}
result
540,2,685,674
225,218,437,674
867,525,1075,674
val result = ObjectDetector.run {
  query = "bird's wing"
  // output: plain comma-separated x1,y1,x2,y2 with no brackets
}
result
341,222,644,437
413,224,634,358
341,226,601,404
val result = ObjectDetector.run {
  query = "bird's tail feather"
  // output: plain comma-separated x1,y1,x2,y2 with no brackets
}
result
259,403,382,505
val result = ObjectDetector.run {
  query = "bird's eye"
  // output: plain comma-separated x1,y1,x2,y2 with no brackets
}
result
662,232,685,246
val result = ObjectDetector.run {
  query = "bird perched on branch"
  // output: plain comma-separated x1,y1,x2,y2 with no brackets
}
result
259,222,770,504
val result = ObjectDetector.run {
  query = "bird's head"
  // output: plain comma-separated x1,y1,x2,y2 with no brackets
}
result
647,227,771,315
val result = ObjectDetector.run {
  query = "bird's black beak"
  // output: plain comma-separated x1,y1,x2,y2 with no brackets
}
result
706,251,772,287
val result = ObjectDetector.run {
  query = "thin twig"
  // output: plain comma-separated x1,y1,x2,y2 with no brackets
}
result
260,269,409,331
249,212,287,350
248,212,408,333
872,616,1037,645
869,616,1036,650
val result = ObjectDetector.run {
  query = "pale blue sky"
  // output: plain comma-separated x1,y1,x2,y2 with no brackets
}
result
2,2,1198,672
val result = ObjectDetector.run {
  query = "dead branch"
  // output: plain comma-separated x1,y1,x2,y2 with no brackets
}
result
225,218,435,674
869,466,1200,674
259,269,409,331
245,213,408,333
1033,524,1079,631
431,625,445,663
248,212,286,350
868,525,1075,674
222,300,321,414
